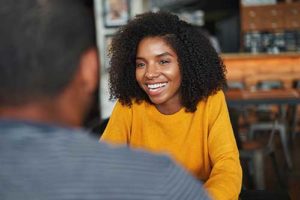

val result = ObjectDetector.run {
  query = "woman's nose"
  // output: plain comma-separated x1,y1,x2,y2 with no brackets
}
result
145,64,159,79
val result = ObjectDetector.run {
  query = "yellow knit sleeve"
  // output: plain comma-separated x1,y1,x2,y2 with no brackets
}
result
100,100,132,145
204,91,242,200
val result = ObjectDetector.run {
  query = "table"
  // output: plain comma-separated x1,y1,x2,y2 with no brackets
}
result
226,89,300,107
225,89,300,189
226,88,300,140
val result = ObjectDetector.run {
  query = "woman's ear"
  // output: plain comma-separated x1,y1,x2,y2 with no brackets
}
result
78,48,99,94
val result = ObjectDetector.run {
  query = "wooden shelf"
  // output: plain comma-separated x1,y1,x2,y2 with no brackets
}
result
241,2,300,32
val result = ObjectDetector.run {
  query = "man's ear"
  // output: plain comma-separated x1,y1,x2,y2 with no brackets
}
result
78,48,99,94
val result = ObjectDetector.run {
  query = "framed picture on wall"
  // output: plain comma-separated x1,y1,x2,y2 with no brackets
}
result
103,0,130,27
103,34,113,69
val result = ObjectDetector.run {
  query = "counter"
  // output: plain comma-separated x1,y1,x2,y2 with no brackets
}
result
221,53,300,89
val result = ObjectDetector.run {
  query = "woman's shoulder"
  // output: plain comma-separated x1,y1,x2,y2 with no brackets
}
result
207,90,225,103
196,90,225,110
199,90,225,104
211,90,225,98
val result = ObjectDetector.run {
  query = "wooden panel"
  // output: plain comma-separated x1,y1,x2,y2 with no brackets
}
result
222,53,300,89
241,2,300,31
241,6,265,31
260,4,285,30
284,3,300,29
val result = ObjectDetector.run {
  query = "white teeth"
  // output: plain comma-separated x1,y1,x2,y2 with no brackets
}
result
147,83,167,90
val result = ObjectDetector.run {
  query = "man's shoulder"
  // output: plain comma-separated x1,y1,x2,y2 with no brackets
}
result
99,141,174,167
0,120,209,200
0,119,173,170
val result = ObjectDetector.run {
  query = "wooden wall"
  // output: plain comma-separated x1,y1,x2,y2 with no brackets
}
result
222,53,300,89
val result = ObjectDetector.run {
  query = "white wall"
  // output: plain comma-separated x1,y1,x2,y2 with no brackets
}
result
94,0,151,119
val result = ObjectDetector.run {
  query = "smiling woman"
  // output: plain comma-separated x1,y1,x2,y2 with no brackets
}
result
135,37,182,114
101,11,242,200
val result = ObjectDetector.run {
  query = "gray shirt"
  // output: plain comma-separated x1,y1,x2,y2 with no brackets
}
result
0,120,210,200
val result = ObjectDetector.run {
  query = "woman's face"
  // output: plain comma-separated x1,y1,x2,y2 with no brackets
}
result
135,37,182,114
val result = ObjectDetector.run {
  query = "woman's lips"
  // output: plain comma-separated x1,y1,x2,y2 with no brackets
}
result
145,82,167,96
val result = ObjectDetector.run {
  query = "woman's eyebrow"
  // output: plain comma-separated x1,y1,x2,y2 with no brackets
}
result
136,52,174,60
156,52,173,57
135,57,145,60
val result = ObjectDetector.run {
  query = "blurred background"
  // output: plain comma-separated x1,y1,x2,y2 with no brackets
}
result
89,0,300,199
94,0,300,118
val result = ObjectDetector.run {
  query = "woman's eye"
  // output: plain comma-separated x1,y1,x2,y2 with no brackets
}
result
136,62,145,68
159,60,170,65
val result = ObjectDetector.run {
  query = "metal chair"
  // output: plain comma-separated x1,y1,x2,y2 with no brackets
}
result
291,80,300,139
241,121,286,189
229,109,285,190
247,80,293,169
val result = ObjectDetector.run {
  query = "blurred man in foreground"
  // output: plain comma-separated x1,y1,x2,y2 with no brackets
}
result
0,0,209,199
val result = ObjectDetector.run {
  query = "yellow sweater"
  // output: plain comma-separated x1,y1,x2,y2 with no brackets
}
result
101,91,242,200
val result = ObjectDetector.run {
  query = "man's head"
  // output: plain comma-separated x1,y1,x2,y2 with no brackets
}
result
0,0,99,126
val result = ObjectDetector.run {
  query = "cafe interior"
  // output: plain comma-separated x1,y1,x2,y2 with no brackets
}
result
90,0,300,199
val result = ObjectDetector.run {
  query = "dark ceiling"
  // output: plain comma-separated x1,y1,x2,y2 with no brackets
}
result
167,0,238,12
152,0,240,21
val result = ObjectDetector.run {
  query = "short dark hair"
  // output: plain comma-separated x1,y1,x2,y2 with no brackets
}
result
108,11,226,112
0,0,96,105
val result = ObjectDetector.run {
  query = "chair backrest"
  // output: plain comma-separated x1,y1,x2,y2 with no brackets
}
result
255,80,284,121
228,108,243,150
87,117,110,138
227,81,245,90
292,79,300,89
256,80,283,90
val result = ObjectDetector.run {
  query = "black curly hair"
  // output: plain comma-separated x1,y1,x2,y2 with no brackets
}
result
108,11,227,112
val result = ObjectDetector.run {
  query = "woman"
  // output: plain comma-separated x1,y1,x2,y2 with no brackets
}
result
101,11,242,200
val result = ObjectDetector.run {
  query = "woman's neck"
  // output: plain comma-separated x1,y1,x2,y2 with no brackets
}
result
155,103,182,115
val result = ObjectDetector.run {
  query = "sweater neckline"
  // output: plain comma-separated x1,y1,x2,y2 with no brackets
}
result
145,102,187,122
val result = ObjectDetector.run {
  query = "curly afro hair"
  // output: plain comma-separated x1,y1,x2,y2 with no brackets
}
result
108,11,227,112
